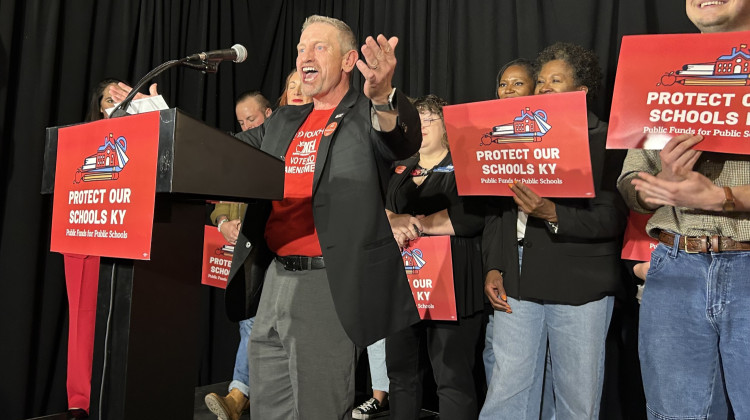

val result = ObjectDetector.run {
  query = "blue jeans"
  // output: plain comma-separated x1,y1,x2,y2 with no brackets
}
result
486,309,557,420
480,296,613,420
229,317,254,396
640,240,750,419
483,313,495,384
484,245,556,418
367,338,389,392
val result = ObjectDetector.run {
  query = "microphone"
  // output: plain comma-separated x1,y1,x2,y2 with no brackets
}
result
186,44,247,63
110,45,247,118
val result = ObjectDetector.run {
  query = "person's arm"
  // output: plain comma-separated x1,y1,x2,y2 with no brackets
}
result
385,209,423,247
109,82,159,103
632,172,750,212
485,270,511,313
618,134,703,212
419,209,454,236
510,179,626,240
210,202,233,225
482,197,511,312
210,202,242,244
420,196,485,237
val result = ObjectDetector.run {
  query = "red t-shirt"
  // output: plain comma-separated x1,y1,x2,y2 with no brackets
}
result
264,108,335,256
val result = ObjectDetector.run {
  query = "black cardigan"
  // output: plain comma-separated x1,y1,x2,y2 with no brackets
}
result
482,112,628,305
386,152,486,317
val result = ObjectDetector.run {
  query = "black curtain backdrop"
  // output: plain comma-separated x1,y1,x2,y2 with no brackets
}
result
0,1,697,418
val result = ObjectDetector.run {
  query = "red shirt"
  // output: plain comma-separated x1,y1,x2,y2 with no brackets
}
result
264,108,335,256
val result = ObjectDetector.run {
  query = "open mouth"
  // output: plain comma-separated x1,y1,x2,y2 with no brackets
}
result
302,66,318,82
699,1,727,7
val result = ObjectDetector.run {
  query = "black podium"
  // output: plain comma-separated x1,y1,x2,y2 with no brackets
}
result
42,109,282,420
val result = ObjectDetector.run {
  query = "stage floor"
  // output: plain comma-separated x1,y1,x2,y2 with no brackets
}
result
28,381,439,419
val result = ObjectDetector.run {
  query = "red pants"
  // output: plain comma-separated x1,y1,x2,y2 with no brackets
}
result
63,254,100,411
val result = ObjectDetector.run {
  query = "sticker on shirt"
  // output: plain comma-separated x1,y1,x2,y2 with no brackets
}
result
324,122,338,137
395,165,407,174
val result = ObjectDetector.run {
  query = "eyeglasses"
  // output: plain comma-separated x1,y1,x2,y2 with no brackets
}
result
420,117,441,127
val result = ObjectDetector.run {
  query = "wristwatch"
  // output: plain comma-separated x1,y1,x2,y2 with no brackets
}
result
372,88,397,112
546,221,559,234
722,186,736,212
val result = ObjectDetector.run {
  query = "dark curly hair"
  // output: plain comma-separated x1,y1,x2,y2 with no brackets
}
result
412,94,449,148
537,42,601,100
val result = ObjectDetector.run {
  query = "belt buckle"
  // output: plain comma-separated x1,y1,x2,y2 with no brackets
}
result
280,256,301,271
290,257,302,271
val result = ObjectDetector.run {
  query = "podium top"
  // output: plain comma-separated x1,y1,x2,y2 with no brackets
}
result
42,108,283,201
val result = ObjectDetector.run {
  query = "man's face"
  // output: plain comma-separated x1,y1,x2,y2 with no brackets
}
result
686,0,750,33
235,97,270,132
296,22,347,98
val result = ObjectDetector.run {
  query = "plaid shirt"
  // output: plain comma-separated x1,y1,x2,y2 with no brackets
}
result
618,149,750,241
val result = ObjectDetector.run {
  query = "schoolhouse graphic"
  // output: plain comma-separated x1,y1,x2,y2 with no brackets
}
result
660,44,750,86
74,133,129,183
216,244,235,258
481,107,552,145
402,248,427,275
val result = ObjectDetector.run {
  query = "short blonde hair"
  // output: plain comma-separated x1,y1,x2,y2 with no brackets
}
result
302,15,357,55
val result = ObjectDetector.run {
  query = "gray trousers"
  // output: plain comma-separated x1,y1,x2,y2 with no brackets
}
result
248,259,358,420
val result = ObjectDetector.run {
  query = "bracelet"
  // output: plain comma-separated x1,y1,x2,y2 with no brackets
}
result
217,218,229,232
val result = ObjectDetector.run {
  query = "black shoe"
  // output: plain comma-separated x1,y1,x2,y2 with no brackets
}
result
67,408,89,419
352,397,389,419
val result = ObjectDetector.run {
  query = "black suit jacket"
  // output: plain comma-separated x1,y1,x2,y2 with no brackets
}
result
482,112,628,305
225,88,422,347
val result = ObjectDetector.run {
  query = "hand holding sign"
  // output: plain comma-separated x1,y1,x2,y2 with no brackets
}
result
386,210,424,247
658,134,704,182
219,219,241,244
509,182,558,223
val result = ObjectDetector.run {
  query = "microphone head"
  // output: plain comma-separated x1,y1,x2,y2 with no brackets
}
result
232,44,248,63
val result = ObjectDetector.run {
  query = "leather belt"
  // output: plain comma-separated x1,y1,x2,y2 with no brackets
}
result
658,231,750,253
275,255,325,271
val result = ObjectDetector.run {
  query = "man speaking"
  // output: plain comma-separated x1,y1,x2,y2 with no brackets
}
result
227,15,421,419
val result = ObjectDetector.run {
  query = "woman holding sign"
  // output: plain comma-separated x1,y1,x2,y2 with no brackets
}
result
483,57,537,385
480,42,628,420
384,95,485,420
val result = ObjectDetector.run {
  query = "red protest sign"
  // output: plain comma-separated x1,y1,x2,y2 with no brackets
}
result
201,224,234,289
401,236,457,321
50,112,159,259
444,91,594,198
609,31,750,153
621,211,659,262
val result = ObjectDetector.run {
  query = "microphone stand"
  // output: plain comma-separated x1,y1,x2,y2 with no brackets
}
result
110,58,220,118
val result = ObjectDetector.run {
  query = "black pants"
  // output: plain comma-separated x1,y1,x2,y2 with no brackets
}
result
386,311,483,420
